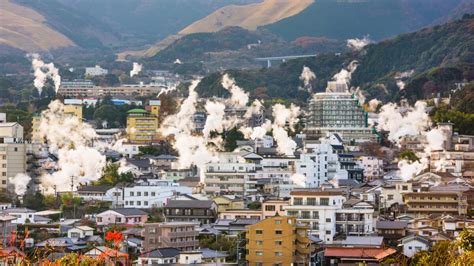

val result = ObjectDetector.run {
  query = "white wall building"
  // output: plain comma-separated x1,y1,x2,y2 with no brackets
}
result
120,181,192,208
400,235,430,258
359,156,384,180
85,65,108,76
285,189,374,244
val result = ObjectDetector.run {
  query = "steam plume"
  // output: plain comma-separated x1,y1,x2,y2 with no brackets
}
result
299,66,316,92
333,60,358,86
222,74,249,107
29,53,61,95
347,36,371,51
9,173,30,196
130,62,143,77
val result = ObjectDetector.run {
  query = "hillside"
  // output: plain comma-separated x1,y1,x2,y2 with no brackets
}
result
263,0,464,41
179,0,313,35
146,27,346,73
195,16,474,103
0,0,75,52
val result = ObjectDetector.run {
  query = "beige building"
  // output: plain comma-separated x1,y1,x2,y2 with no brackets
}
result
143,222,198,252
63,104,83,120
0,122,26,190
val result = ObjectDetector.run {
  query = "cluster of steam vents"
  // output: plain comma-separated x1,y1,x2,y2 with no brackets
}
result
10,54,447,196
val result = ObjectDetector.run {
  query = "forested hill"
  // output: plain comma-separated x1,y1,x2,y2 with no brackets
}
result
196,15,474,103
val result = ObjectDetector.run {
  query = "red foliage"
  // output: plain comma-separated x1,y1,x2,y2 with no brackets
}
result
105,230,124,247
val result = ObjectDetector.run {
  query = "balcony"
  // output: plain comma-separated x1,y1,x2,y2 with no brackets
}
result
168,231,198,238
161,237,199,248
405,197,458,203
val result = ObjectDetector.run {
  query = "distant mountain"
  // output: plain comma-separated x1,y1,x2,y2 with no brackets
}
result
195,16,474,103
179,0,313,34
263,0,465,41
0,0,75,52
2,0,257,51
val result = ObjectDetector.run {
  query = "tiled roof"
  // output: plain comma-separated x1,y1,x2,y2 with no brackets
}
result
324,247,396,260
376,221,408,230
141,248,180,258
165,200,214,209
111,208,147,216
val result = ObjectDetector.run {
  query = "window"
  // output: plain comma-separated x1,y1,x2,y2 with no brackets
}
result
326,218,331,223
151,192,156,196
256,251,263,256
275,252,283,256
320,198,329,206
275,220,281,225
144,192,148,196
388,194,394,200
144,201,148,206
130,192,134,196
293,198,303,205
256,240,263,245
265,205,276,211
275,241,282,246
326,230,331,235
302,211,310,219
137,192,141,196
402,185,408,191
307,198,316,205
275,230,282,235
312,211,319,219
256,230,263,235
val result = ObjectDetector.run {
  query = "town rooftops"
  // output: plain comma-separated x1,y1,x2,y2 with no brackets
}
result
141,247,180,258
343,236,384,247
77,185,112,192
0,214,16,221
290,188,345,196
400,234,431,245
110,208,148,216
2,208,35,213
200,248,227,259
165,200,215,209
324,247,396,260
376,220,409,230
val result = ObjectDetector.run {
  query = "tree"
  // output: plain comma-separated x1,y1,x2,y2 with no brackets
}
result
223,127,245,152
199,234,238,261
22,192,45,210
93,104,119,128
247,201,261,210
399,150,420,163
95,163,134,186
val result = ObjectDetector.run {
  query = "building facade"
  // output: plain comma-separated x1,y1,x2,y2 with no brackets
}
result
143,222,198,252
126,109,159,144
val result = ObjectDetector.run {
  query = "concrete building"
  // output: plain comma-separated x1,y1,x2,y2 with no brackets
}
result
121,181,192,208
85,65,108,76
96,208,148,226
403,190,470,216
285,189,374,244
358,156,384,180
0,122,26,190
305,82,378,143
163,200,218,225
203,152,261,197
262,199,288,218
143,222,198,252
63,104,83,120
399,235,430,258
58,82,164,98
245,216,312,266
148,100,160,117
126,109,159,144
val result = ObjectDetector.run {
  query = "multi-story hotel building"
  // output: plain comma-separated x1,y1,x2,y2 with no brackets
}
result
305,81,378,143
126,109,159,144
403,190,470,217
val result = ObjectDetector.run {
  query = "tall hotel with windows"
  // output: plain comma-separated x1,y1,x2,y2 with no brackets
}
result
305,81,378,143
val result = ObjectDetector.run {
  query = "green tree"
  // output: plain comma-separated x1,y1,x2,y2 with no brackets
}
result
22,192,45,210
247,201,261,210
95,163,134,186
93,104,119,128
399,150,420,163
223,127,245,152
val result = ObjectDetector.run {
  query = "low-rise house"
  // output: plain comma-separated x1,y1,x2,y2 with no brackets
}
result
164,200,217,224
201,248,228,264
85,246,128,265
137,248,180,265
120,180,192,208
143,222,198,252
0,214,16,246
218,209,263,220
76,185,112,201
376,220,408,246
1,208,49,224
213,195,244,212
0,203,12,211
342,236,384,248
67,226,94,240
399,235,430,258
96,208,148,226
178,250,202,264
324,247,397,264
262,199,288,218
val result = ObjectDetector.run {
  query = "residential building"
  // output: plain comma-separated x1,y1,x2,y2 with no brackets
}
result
67,226,94,240
380,181,413,209
430,150,474,176
126,109,159,144
219,209,263,220
148,100,160,117
0,208,49,224
0,214,16,246
342,236,383,248
121,180,192,208
305,81,378,143
399,235,430,258
203,152,261,196
137,248,180,265
63,104,83,120
76,186,113,201
285,189,374,243
164,200,218,224
262,199,288,218
213,195,245,212
403,190,469,216
85,65,108,76
96,208,148,226
245,216,312,266
358,156,384,180
375,220,409,246
0,122,26,190
85,246,128,265
58,82,164,98
143,222,198,252
324,246,396,264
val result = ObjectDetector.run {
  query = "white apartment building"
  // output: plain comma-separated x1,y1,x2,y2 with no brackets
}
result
203,152,261,196
359,156,384,180
380,181,413,209
119,181,192,208
285,189,374,244
295,143,348,187
85,65,108,76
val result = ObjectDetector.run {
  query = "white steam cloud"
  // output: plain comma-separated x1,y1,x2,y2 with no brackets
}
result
347,36,371,51
130,62,143,77
29,53,61,95
222,74,249,107
299,66,316,92
271,104,300,156
9,173,30,196
333,60,358,86
377,101,445,180
394,70,414,90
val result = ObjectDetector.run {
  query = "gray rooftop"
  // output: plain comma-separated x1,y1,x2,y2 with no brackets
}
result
343,236,384,247
165,200,214,209
111,208,148,216
376,220,409,230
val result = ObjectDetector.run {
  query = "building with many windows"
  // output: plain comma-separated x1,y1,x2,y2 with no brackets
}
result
126,109,159,144
305,82,378,143
245,216,312,266
143,222,198,252
285,189,374,244
0,120,26,190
